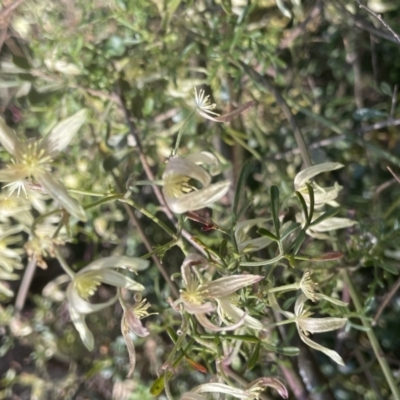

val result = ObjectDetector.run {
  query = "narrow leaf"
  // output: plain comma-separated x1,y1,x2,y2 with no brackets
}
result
233,159,255,220
270,185,280,238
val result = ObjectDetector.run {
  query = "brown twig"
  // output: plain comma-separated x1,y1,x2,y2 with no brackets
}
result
235,60,312,168
356,1,400,45
114,84,206,255
14,256,37,313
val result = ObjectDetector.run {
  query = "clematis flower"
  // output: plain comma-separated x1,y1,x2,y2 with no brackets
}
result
0,110,87,220
174,254,263,332
180,377,288,400
294,162,344,208
162,152,230,214
269,293,347,365
120,295,153,377
66,256,149,350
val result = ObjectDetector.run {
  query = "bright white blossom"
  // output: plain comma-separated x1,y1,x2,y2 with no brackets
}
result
162,152,230,214
294,162,344,208
66,256,149,350
174,254,263,331
0,110,87,220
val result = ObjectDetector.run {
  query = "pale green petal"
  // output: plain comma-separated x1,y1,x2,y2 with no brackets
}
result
298,317,347,333
0,117,21,156
163,157,211,187
180,253,207,288
294,163,344,189
183,301,215,314
310,217,356,233
35,170,87,221
299,330,345,365
185,151,220,176
239,237,273,252
82,256,149,273
68,305,94,351
67,282,118,314
195,312,245,332
39,109,87,158
180,393,206,400
314,293,348,307
268,292,295,319
165,180,230,213
0,281,14,297
0,167,29,182
218,299,263,330
192,383,248,399
98,270,145,291
203,274,262,298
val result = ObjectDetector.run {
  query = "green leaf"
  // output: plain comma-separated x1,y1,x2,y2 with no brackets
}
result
281,222,301,240
291,230,307,255
270,185,280,238
232,160,255,221
219,239,228,258
353,108,387,121
12,55,30,70
257,227,278,241
305,183,314,225
247,341,261,370
150,372,173,396
380,81,392,96
295,191,308,223
263,342,300,356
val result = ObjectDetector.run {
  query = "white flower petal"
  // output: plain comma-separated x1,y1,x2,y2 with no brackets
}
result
180,394,206,400
163,157,211,187
195,312,245,332
39,109,87,158
98,270,145,291
299,317,347,334
68,305,94,351
203,274,262,298
294,163,344,189
185,151,221,176
165,180,230,213
310,217,357,232
299,330,345,365
0,167,28,182
0,118,21,156
67,282,118,314
180,253,208,287
218,299,263,330
192,383,248,399
183,301,215,314
35,170,87,221
82,256,149,273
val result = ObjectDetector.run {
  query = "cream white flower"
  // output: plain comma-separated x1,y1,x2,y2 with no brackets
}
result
66,256,149,350
294,162,344,208
162,152,230,214
0,110,87,220
174,254,263,332
269,293,347,365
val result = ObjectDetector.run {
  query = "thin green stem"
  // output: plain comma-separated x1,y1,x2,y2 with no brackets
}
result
54,247,75,279
342,269,400,400
171,110,195,157
240,254,284,267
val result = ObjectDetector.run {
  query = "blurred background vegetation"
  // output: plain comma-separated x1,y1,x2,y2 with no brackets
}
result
1,0,400,399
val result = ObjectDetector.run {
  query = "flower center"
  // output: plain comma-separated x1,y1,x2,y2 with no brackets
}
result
18,140,52,175
163,174,198,199
74,272,102,300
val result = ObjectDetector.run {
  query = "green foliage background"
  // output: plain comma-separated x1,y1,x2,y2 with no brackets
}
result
1,0,400,399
